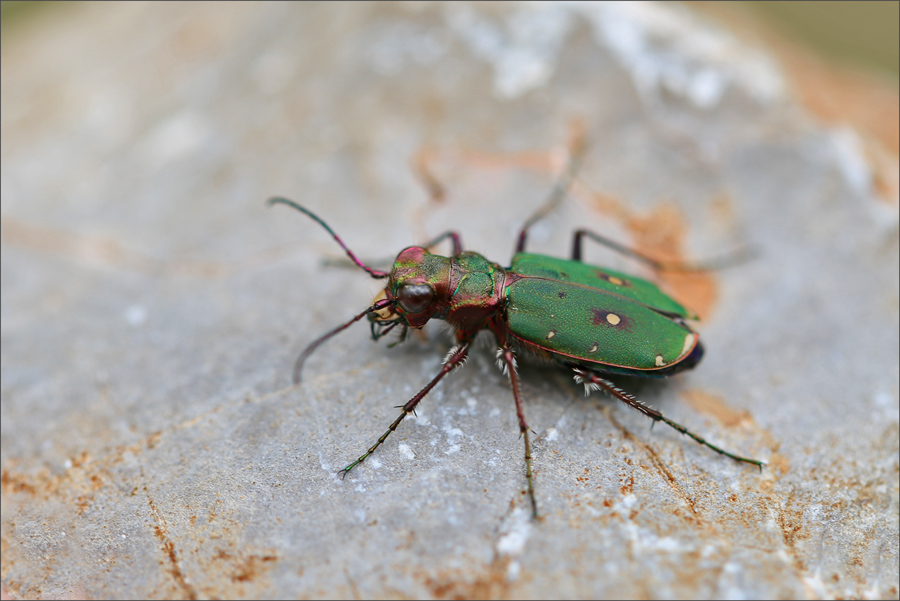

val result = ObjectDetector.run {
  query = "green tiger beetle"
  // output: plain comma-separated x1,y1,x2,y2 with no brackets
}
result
269,167,763,519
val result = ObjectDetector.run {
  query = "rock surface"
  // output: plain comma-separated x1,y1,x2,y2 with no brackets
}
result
2,3,898,599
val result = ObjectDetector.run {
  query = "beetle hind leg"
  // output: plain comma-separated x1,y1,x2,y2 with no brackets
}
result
570,229,754,271
497,346,539,519
573,368,765,469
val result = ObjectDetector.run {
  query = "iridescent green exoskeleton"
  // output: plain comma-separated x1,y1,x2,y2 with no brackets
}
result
270,168,763,518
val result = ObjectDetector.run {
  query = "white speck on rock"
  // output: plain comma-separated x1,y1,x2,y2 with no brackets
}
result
577,1,784,108
506,560,521,582
411,412,431,426
367,21,450,76
873,390,895,408
617,493,637,510
124,305,147,327
496,507,532,556
397,443,415,460
445,2,572,99
444,426,464,439
141,112,211,169
829,127,872,197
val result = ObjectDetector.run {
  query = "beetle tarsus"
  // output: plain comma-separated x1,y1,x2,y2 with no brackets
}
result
498,346,539,520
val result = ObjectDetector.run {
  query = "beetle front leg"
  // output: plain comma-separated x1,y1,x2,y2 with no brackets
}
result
339,344,470,477
496,346,539,519
573,368,765,469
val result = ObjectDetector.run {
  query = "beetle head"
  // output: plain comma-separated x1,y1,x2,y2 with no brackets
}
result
369,246,452,338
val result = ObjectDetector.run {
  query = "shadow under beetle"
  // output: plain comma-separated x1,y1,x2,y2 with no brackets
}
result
270,166,763,519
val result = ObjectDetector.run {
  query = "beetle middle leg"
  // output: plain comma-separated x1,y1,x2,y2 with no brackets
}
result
573,368,764,469
339,344,470,477
496,346,539,519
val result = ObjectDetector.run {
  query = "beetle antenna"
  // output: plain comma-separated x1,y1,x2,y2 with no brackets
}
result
292,298,394,384
268,197,390,279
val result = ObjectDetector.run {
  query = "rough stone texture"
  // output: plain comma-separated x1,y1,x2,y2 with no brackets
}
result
2,3,897,599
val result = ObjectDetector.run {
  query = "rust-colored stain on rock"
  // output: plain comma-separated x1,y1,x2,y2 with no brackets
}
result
423,557,515,601
582,191,721,319
681,389,754,429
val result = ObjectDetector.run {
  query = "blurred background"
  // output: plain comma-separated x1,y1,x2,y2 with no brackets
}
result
4,1,897,77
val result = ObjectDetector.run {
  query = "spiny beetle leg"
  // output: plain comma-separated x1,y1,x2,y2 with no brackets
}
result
339,344,470,478
571,229,755,272
496,347,538,519
573,368,765,470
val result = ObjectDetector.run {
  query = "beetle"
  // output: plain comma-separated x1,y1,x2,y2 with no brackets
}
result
270,177,763,518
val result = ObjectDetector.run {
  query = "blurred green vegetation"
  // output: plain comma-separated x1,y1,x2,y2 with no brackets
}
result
1,1,67,32
2,0,898,78
743,0,899,77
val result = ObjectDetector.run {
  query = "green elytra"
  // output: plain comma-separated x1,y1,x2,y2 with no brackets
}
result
507,253,699,374
270,162,763,519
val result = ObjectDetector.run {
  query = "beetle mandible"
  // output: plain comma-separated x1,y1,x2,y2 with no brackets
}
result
269,158,763,518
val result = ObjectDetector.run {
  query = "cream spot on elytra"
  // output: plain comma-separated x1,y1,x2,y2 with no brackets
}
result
682,333,697,357
655,354,665,367
606,313,621,326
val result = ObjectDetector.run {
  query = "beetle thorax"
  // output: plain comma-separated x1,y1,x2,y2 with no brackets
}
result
369,248,506,333
445,252,507,333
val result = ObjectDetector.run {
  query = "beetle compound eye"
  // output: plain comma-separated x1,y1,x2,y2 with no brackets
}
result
398,283,434,314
